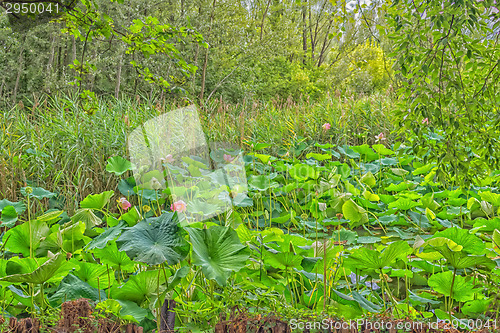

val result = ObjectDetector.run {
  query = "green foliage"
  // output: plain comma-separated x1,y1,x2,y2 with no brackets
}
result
187,225,250,286
1,141,500,329
387,0,500,185
117,213,190,266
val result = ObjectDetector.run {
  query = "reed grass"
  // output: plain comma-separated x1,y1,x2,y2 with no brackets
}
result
0,92,395,212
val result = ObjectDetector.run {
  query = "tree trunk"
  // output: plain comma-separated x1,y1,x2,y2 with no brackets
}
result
13,40,25,103
0,77,5,100
72,35,77,64
260,0,272,40
47,34,56,72
200,48,209,102
302,0,307,65
115,53,123,99
160,300,176,333
199,0,217,103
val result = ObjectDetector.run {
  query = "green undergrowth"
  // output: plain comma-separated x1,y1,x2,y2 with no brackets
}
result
0,140,500,332
0,93,394,212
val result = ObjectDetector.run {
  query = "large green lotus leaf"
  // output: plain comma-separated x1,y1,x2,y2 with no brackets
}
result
111,270,167,305
423,237,462,251
0,199,26,214
479,191,500,206
166,266,190,292
187,226,250,286
60,221,87,239
85,222,126,250
106,156,134,176
337,146,360,159
345,241,411,271
351,291,382,313
275,234,309,249
36,210,64,224
384,181,414,192
93,242,136,272
120,207,142,227
372,144,394,156
117,213,189,266
352,144,377,158
80,191,115,210
36,221,89,256
187,199,220,216
472,218,500,232
118,179,136,197
330,228,358,245
342,199,368,224
423,238,495,270
428,271,477,302
388,197,420,210
433,227,485,254
49,274,106,304
3,220,50,257
306,152,332,161
71,208,102,230
450,255,496,270
0,252,73,284
21,186,56,200
0,205,18,227
248,175,279,191
7,285,35,308
5,257,43,276
36,231,63,256
462,299,490,316
330,289,363,319
493,229,500,248
97,299,148,324
264,251,303,270
75,262,115,289
289,164,320,181
360,172,376,187
412,163,436,176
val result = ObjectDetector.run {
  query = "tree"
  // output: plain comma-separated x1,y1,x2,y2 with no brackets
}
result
387,0,500,186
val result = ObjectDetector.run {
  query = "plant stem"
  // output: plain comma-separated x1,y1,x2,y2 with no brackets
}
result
449,267,457,322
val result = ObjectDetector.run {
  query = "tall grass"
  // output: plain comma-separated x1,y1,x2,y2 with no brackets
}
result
0,92,395,211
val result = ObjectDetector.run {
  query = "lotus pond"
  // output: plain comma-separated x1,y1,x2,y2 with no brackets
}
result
1,141,500,332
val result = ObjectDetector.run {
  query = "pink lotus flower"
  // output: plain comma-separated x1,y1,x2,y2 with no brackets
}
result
374,132,386,143
223,154,234,163
422,118,429,125
170,200,187,213
118,197,131,211
160,154,175,163
322,123,331,130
